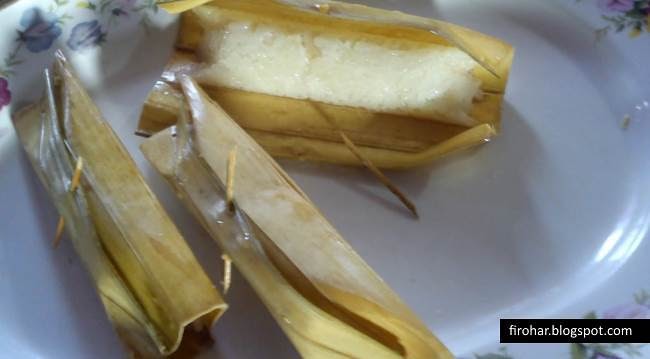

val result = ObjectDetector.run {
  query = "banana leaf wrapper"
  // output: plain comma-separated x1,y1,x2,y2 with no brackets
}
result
13,51,226,358
139,0,514,169
140,76,453,358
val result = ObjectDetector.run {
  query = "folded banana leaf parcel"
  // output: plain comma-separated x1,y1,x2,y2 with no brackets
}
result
13,51,227,358
140,0,515,169
140,75,454,358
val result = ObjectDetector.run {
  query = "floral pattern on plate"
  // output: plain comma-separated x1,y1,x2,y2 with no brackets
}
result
0,0,157,111
592,0,650,38
471,290,649,359
18,7,64,53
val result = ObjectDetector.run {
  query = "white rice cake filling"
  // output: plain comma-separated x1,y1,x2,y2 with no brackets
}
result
196,19,481,126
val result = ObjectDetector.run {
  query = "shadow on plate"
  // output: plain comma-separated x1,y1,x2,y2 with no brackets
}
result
15,145,125,356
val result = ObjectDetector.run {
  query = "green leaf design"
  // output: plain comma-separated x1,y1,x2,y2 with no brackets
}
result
6,58,23,67
595,26,610,41
0,69,13,78
627,12,646,20
99,0,114,13
570,343,587,359
56,13,74,25
582,311,597,320
594,348,621,358
76,1,97,10
634,290,650,306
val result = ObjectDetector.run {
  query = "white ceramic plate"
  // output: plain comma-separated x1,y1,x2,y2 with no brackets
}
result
1,0,649,358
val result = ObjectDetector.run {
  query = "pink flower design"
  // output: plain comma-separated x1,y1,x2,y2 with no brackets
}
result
0,78,11,110
598,0,636,13
601,303,650,319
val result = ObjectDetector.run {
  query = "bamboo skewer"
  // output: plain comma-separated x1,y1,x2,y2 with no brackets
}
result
53,217,66,248
317,108,419,218
70,157,84,191
338,132,419,218
221,254,232,294
224,147,236,293
53,156,84,248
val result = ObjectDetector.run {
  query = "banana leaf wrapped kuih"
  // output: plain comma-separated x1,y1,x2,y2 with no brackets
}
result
13,51,227,358
140,76,453,358
140,0,514,169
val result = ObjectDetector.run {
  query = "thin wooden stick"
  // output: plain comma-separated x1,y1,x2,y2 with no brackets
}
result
70,157,84,191
226,146,237,212
53,217,65,248
312,104,419,217
221,254,232,294
338,132,419,218
621,114,631,130
54,156,84,248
